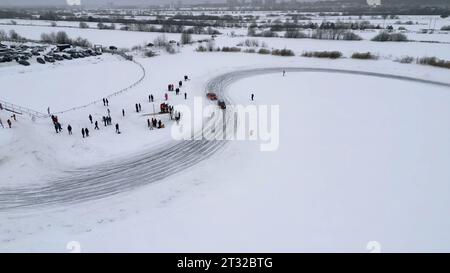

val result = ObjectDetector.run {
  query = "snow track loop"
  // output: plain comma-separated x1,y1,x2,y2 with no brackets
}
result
0,67,449,211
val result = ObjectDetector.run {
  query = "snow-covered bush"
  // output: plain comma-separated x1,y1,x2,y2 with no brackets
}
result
40,31,92,48
55,31,71,44
0,29,8,40
417,57,450,69
8,30,24,41
79,22,89,29
311,29,362,41
244,49,256,53
165,44,177,54
441,25,450,31
372,31,408,42
351,52,378,60
341,31,363,41
302,51,342,59
258,48,271,55
271,49,295,57
222,47,241,52
72,37,92,48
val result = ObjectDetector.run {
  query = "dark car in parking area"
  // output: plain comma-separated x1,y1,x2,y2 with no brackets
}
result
44,55,55,63
18,59,30,66
36,57,45,64
53,54,64,61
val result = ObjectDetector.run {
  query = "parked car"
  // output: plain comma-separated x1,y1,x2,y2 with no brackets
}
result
36,57,45,64
44,56,55,63
18,60,30,66
53,54,64,61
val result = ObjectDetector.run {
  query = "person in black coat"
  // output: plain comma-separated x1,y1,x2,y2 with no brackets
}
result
68,125,72,135
82,128,85,138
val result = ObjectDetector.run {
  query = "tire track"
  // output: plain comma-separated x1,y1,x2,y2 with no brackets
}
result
0,67,448,211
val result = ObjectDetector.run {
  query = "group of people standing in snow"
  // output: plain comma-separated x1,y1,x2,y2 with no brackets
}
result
44,74,190,139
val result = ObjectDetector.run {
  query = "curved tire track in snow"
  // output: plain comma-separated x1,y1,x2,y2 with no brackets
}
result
0,67,449,211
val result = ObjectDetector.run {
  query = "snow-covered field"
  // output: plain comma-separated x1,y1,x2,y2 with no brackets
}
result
1,12,450,252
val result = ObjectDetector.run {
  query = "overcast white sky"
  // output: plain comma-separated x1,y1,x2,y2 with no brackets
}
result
1,0,225,6
1,0,322,7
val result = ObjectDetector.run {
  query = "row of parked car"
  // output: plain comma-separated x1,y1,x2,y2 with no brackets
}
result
0,43,102,67
33,49,103,66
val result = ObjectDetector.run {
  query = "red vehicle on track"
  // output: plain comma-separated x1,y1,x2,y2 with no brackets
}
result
206,92,218,101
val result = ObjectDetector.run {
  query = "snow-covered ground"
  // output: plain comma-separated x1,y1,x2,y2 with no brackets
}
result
1,14,450,252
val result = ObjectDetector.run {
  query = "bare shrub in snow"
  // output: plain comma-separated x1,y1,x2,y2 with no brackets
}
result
271,49,295,57
258,48,271,55
302,51,342,59
342,31,363,41
372,31,408,42
79,22,89,29
244,49,256,53
153,35,168,47
55,31,71,44
8,30,24,41
395,56,415,64
40,31,92,48
72,37,92,48
311,29,362,40
351,52,379,60
222,47,241,52
40,32,56,43
0,29,8,40
417,57,450,69
165,44,177,54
